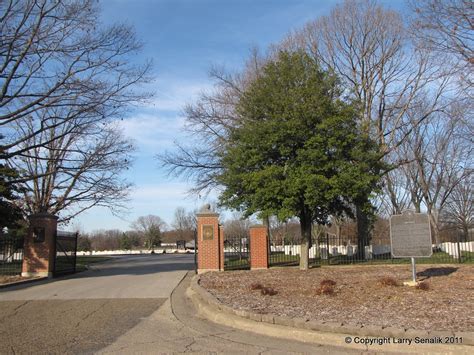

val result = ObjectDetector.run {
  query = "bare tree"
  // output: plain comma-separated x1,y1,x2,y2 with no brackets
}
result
410,0,473,90
441,175,473,241
279,0,453,257
0,0,152,160
172,207,195,241
398,103,473,243
224,213,251,261
131,215,167,252
160,50,266,194
9,115,134,222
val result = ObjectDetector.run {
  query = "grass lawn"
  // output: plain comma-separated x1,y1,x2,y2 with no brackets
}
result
326,251,472,265
224,250,472,270
75,256,113,271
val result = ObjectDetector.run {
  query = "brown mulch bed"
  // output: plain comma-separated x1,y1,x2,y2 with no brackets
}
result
199,264,474,332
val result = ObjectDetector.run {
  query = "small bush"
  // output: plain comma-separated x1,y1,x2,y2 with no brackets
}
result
379,277,399,287
250,282,263,290
320,279,336,287
315,284,335,296
416,281,430,291
261,287,278,296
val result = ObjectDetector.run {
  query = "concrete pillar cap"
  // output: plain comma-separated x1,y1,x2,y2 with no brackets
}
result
196,204,219,217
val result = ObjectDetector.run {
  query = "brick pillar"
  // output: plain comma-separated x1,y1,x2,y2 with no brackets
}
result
196,204,223,273
22,213,58,278
250,225,269,270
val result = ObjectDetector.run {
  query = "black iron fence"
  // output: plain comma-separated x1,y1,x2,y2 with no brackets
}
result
224,235,250,270
284,232,474,266
0,234,24,275
53,231,78,276
223,227,473,271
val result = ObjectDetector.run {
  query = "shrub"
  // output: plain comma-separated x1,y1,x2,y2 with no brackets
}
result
250,282,263,290
416,281,430,291
379,277,399,287
320,279,336,287
315,284,335,296
261,287,278,296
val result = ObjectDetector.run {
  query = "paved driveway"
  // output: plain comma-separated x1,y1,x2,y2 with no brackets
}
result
0,253,194,300
0,254,193,354
0,254,353,354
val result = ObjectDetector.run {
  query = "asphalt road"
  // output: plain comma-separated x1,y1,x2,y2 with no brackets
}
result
0,254,356,354
0,253,194,300
0,254,193,354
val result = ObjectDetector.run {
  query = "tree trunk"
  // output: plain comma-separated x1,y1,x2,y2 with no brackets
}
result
462,225,469,243
299,213,311,270
428,211,440,245
356,204,369,260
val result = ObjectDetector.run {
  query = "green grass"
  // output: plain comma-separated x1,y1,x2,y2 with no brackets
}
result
76,256,112,268
74,256,113,272
269,253,299,266
223,249,473,271
324,251,473,265
224,256,250,270
0,260,22,275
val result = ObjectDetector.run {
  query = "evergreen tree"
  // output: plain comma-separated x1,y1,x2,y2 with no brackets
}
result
0,138,24,230
218,51,384,269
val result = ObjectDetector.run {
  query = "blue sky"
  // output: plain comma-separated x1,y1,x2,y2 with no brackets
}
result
73,0,406,232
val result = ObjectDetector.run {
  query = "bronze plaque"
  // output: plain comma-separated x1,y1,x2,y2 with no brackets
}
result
202,225,214,241
390,211,432,257
33,227,45,243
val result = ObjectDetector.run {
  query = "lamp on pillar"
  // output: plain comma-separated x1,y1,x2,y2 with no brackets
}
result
196,204,223,273
22,213,58,278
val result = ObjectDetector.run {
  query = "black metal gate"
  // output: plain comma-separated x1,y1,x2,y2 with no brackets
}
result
194,228,198,274
0,234,24,275
268,228,300,267
53,231,78,277
224,234,250,270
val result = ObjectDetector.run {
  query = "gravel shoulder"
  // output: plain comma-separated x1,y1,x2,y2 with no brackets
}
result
199,264,474,332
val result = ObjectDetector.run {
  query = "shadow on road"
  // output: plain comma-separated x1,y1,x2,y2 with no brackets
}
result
1,254,195,292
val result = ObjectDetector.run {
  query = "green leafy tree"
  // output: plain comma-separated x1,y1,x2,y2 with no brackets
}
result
218,51,384,269
0,139,24,230
119,233,132,251
77,235,92,253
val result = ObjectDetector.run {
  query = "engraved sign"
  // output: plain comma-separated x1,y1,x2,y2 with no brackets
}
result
390,211,432,257
202,225,214,241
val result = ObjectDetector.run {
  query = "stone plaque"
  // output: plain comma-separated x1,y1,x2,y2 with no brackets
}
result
202,225,214,241
390,211,432,257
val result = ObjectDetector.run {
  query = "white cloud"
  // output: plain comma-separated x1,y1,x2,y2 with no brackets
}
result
132,182,194,201
118,113,187,151
147,80,214,112
118,79,214,152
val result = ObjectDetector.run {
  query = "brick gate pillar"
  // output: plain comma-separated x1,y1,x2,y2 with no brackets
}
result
196,204,223,274
250,225,269,270
22,213,58,278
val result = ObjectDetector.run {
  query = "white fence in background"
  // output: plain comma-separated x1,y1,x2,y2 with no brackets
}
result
0,252,23,262
439,241,473,259
269,241,473,259
76,248,194,256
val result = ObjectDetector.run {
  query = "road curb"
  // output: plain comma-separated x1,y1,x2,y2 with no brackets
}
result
190,275,473,352
0,276,48,289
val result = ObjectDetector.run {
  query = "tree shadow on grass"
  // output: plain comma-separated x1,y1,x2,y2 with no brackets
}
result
417,267,458,280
